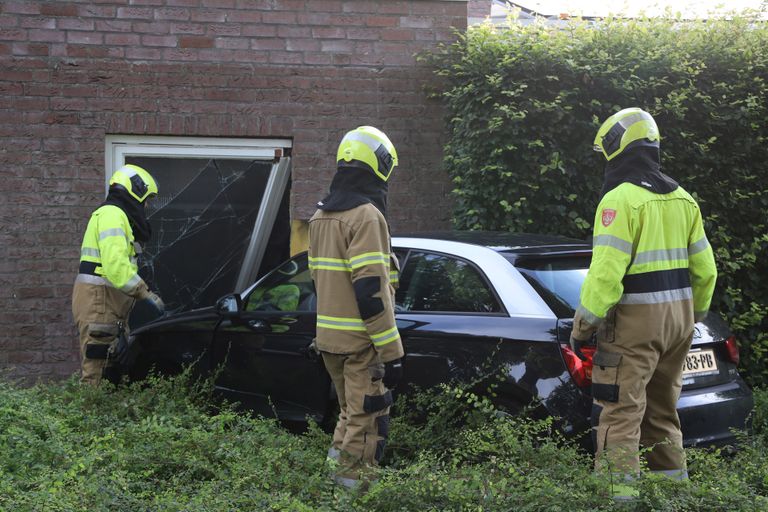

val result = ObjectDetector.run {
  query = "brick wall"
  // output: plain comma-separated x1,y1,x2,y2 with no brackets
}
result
0,0,467,382
467,0,492,19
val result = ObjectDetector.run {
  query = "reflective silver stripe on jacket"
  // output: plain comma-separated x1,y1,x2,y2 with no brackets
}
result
80,247,101,258
593,234,633,255
120,273,142,294
688,236,710,256
576,304,603,326
631,248,688,266
75,274,110,286
99,227,127,240
619,287,693,305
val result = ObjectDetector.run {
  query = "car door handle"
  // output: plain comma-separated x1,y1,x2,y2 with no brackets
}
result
246,319,270,332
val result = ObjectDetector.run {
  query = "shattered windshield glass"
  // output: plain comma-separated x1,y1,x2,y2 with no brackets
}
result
126,156,273,320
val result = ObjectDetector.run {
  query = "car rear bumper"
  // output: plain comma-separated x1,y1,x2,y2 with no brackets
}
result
678,378,753,448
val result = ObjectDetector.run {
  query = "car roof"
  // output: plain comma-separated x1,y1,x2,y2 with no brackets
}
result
393,230,591,257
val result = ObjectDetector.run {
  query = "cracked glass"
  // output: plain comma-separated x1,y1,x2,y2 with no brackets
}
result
124,156,289,327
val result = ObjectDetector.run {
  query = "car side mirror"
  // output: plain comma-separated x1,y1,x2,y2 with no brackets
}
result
215,293,243,317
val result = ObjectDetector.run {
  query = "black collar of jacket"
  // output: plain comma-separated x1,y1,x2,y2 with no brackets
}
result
317,163,388,217
101,186,152,244
600,144,678,200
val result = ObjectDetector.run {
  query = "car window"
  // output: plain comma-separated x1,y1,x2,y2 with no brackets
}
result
396,251,500,313
244,256,315,312
512,256,590,318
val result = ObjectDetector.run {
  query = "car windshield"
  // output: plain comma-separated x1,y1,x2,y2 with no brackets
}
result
508,255,590,318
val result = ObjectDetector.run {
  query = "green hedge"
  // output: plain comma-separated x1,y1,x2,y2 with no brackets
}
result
1,374,768,510
425,13,768,386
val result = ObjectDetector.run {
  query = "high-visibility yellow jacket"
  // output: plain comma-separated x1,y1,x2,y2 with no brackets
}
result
77,204,149,298
572,183,717,340
308,203,404,363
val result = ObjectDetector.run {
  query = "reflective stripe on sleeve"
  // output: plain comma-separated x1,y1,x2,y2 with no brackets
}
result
349,252,389,269
75,274,110,286
80,247,101,258
99,227,127,240
389,271,399,284
371,326,400,347
688,236,710,256
576,304,602,326
631,248,688,265
317,315,367,331
619,287,693,305
120,273,142,294
593,234,633,255
308,257,351,272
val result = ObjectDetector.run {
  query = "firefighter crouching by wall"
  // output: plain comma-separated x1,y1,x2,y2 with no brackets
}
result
570,108,717,500
309,126,404,490
72,164,165,385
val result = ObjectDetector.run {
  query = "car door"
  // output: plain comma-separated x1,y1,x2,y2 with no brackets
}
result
211,255,331,423
393,247,570,412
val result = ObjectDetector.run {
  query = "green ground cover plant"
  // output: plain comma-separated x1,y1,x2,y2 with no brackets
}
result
1,371,766,511
423,12,768,387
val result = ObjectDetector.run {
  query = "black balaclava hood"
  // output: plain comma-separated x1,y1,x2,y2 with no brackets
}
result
101,185,152,244
600,144,678,200
317,162,388,217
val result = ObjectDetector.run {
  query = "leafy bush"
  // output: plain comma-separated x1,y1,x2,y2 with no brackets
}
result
1,374,767,511
424,12,768,386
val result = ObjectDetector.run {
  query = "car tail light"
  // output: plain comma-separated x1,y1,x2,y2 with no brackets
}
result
560,344,596,388
724,335,740,365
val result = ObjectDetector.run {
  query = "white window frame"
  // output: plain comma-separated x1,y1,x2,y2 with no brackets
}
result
105,135,293,294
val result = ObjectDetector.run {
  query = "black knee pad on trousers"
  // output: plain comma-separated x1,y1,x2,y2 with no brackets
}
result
85,343,110,359
364,390,393,413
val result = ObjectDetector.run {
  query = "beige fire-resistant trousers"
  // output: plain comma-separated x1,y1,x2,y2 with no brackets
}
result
592,301,694,475
322,346,392,484
72,280,134,386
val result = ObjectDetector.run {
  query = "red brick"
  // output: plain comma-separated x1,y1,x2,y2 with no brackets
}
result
94,19,132,32
1,28,29,41
20,17,56,29
28,28,65,42
105,33,141,46
156,7,190,20
142,34,177,47
171,22,206,34
117,7,154,19
262,11,297,24
40,3,78,17
179,35,213,48
191,9,227,22
3,1,41,15
67,32,103,45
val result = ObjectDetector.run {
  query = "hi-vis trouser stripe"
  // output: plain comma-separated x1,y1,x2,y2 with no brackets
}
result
317,316,400,347
309,252,389,272
370,326,400,347
317,315,366,331
309,257,351,272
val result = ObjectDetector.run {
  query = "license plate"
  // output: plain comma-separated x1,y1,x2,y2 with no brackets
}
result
682,349,718,377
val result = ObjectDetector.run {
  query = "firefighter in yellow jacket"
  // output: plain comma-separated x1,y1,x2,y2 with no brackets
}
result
72,164,165,385
570,108,717,499
309,126,403,489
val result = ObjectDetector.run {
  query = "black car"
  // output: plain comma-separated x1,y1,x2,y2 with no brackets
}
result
125,231,753,448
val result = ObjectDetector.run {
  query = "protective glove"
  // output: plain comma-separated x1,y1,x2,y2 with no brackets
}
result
382,358,403,390
143,291,165,315
569,334,589,361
